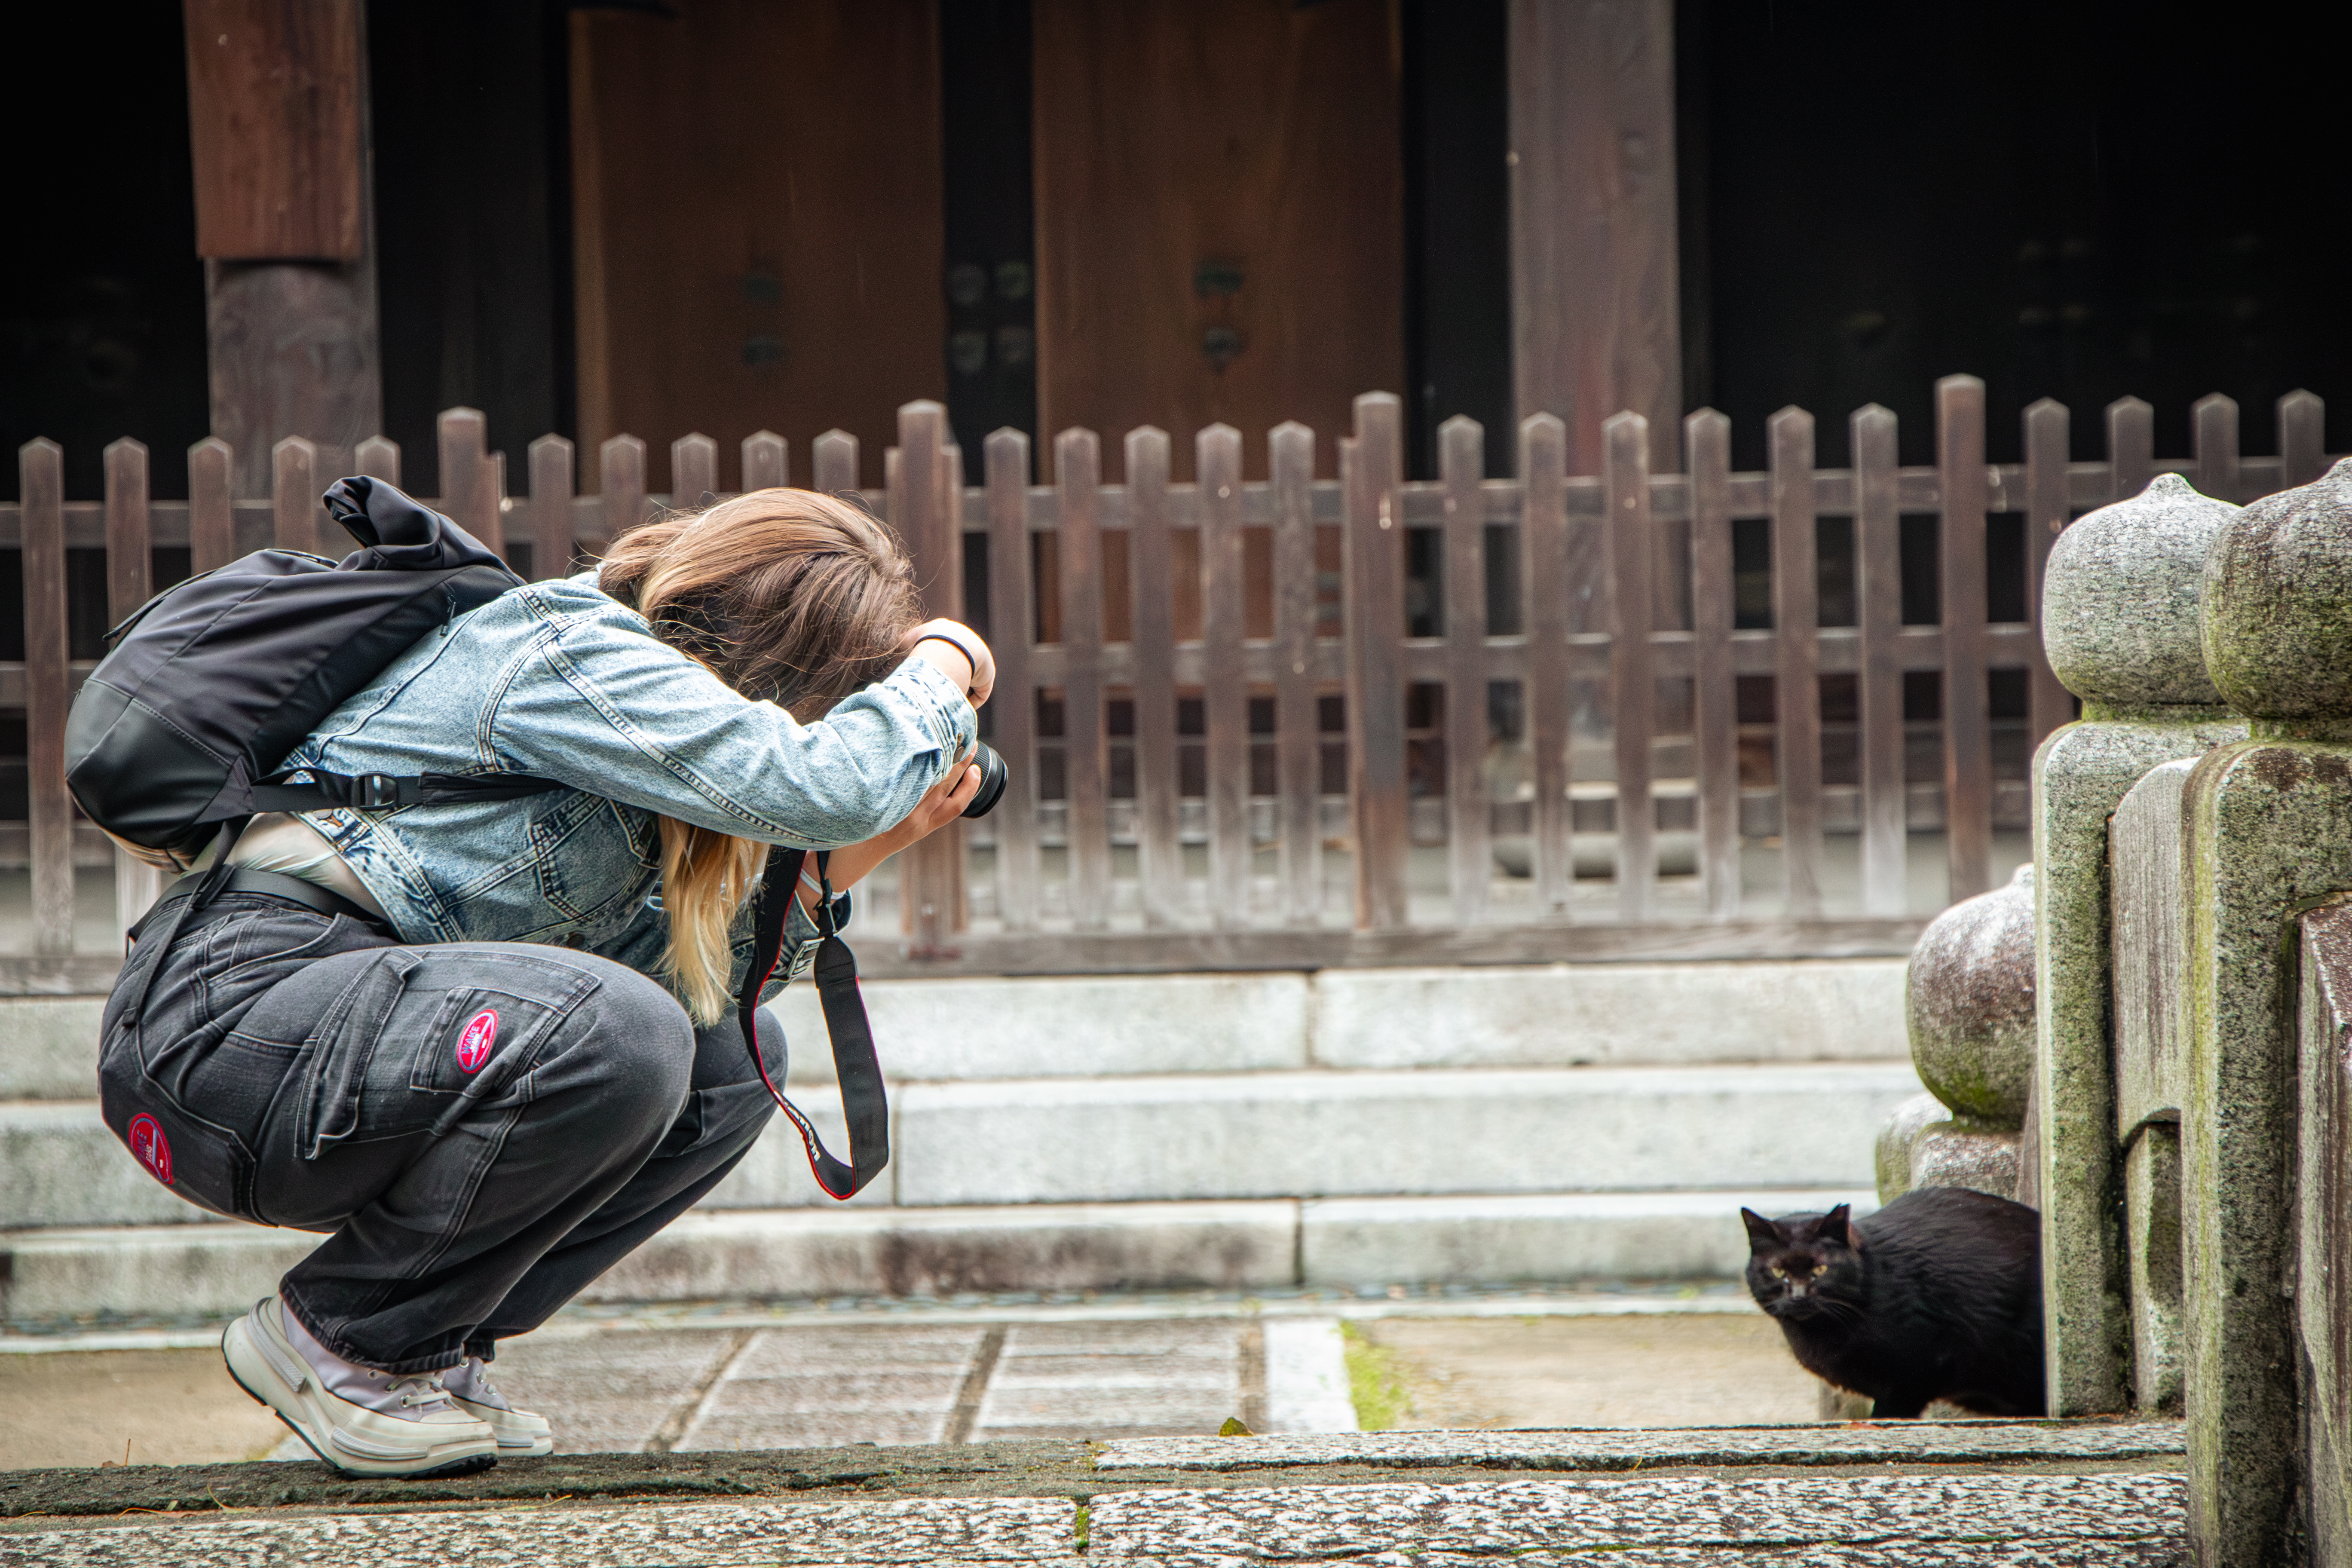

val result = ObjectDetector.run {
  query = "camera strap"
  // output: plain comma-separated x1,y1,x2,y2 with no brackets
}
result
739,845,889,1199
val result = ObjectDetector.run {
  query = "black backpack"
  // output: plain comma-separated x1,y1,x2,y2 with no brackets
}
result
76,477,890,1198
67,475,553,869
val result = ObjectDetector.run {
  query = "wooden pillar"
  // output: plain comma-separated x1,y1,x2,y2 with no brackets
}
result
186,0,381,497
1508,0,1681,473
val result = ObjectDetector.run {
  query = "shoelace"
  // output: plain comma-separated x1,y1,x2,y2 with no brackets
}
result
370,1369,456,1413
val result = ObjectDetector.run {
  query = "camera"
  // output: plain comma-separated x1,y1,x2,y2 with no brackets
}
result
961,742,1008,818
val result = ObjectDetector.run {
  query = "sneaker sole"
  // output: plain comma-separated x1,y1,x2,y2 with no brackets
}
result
222,1316,499,1480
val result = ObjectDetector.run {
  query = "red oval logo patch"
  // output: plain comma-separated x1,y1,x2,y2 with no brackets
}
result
455,1009,499,1073
126,1112,172,1185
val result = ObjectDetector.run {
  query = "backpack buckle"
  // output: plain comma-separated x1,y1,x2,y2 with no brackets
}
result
353,774,404,808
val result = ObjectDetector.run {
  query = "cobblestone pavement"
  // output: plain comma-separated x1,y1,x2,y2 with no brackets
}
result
0,1467,2189,1565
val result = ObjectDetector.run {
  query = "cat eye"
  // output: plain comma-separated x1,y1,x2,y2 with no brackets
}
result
1769,1264,1787,1277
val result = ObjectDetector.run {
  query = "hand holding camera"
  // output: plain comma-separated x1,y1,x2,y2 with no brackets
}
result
906,620,1007,818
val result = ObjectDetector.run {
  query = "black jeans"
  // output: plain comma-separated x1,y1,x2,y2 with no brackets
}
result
99,891,778,1374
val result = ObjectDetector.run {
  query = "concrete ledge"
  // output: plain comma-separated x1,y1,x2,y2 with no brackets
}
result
0,1221,315,1322
0,1201,1304,1324
1309,961,1905,1070
896,1064,1921,1206
582,1200,1301,1302
765,961,1908,1086
1300,1189,1879,1286
0,998,103,1099
769,973,1311,1084
0,1101,229,1229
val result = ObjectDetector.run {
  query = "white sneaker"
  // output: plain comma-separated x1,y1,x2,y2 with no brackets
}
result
443,1354,555,1458
221,1297,498,1478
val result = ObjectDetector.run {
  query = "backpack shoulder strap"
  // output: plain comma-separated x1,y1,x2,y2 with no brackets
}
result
738,845,888,1198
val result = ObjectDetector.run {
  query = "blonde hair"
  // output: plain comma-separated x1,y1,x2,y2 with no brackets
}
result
597,488,920,1023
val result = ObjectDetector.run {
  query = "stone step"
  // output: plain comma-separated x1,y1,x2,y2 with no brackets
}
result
4,1061,1914,1227
0,958,1905,1102
0,1188,1871,1326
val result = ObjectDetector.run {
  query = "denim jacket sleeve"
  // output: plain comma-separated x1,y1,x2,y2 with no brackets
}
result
488,590,977,849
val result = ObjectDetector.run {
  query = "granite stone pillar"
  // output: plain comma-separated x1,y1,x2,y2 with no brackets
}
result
2030,475,2243,1417
1876,865,2036,1204
2180,459,2352,1566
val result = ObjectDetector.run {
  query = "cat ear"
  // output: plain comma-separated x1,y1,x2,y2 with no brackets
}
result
1739,1207,1782,1248
1817,1203,1853,1246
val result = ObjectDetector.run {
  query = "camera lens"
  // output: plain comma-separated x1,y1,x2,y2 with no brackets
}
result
961,742,1008,818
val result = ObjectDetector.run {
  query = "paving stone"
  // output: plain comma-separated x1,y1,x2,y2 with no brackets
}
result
678,1325,989,1452
490,1328,745,1456
0,1496,1080,1566
1259,1319,1356,1434
1093,1421,2188,1471
974,1320,1245,1442
1081,1474,2187,1558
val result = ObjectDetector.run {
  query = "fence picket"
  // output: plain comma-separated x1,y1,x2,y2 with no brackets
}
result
891,403,964,951
1939,375,1993,901
103,438,162,936
2023,398,2073,751
1270,422,1321,927
1605,412,1656,921
672,432,717,505
438,408,500,558
2107,397,2154,503
742,430,788,493
1344,395,1410,931
1853,404,1905,917
1440,415,1489,924
1057,428,1112,930
2193,393,2240,504
1200,424,1249,927
529,435,576,580
26,383,2346,979
1770,406,1823,919
1126,426,1180,928
600,435,647,550
21,439,71,956
2281,390,2326,488
188,437,236,574
985,428,1039,932
355,435,400,486
273,437,318,554
1686,408,1738,919
1522,413,1572,918
813,429,859,495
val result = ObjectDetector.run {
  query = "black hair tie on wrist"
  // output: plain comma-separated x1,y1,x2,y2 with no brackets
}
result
913,631,981,678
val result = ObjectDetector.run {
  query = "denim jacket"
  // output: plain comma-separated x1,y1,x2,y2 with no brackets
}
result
277,573,976,996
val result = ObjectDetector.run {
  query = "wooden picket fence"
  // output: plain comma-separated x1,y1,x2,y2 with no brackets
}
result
0,377,2335,982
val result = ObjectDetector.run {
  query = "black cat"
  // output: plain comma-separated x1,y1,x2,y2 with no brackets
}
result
1741,1186,2045,1419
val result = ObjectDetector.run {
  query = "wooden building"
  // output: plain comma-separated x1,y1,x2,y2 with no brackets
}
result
2,0,2349,909
11,0,2344,507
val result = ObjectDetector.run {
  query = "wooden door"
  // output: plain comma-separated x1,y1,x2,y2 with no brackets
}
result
570,0,945,492
1032,0,1403,478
